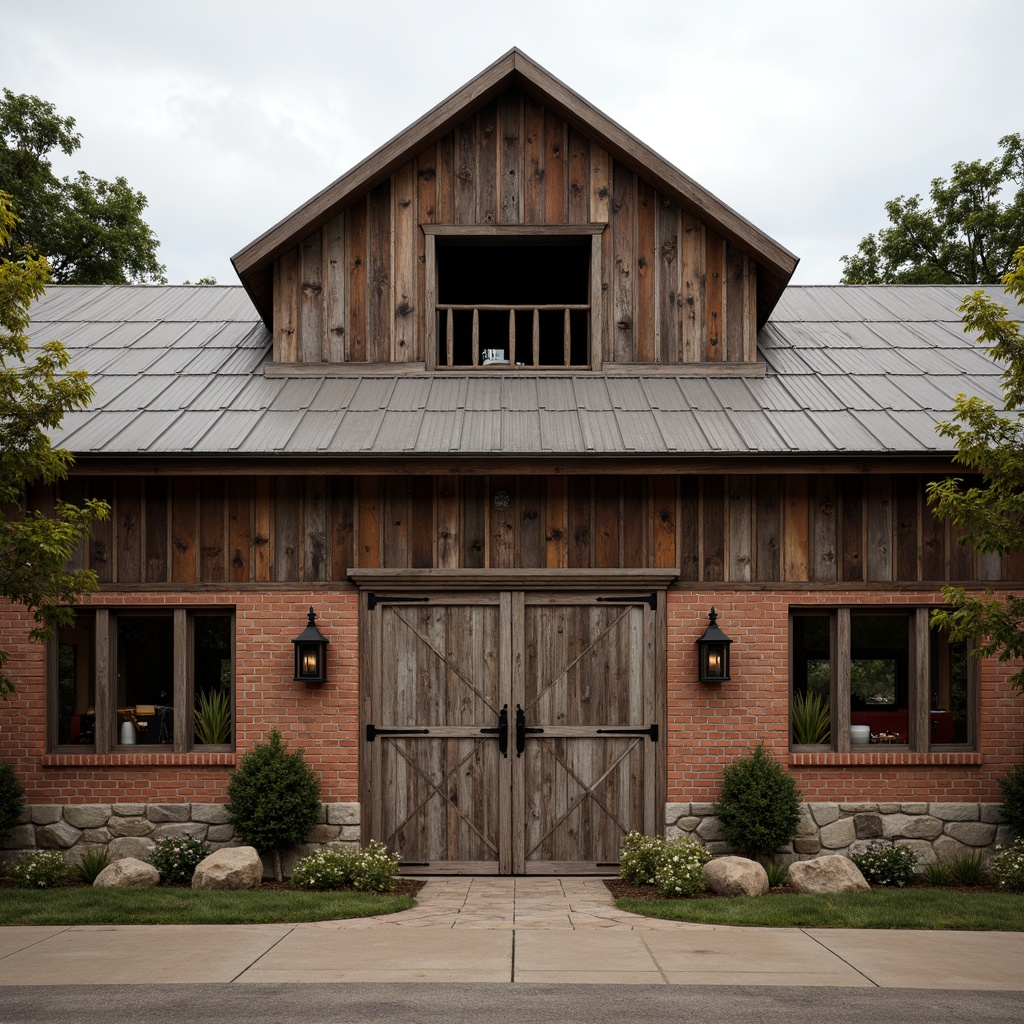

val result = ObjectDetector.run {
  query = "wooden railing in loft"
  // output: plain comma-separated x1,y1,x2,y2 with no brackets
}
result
437,304,589,367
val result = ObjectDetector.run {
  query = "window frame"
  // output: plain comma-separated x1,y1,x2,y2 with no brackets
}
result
789,606,976,753
48,606,235,754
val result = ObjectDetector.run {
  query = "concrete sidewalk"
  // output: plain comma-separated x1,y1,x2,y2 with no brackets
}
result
1,876,1022,988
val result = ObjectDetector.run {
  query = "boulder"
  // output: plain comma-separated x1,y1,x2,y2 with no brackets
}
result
192,846,262,890
788,855,870,894
94,857,160,888
705,856,769,897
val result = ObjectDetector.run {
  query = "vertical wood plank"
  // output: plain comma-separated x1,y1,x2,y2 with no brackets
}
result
921,475,946,580
409,477,434,569
357,477,382,569
170,476,197,584
636,179,656,363
455,114,477,224
274,477,300,581
253,475,272,582
705,229,724,361
909,607,931,751
678,473,700,581
304,475,328,581
744,255,757,362
894,475,919,581
681,211,704,362
652,475,677,570
88,477,114,583
436,476,459,569
834,609,851,753
866,476,893,582
519,475,543,568
702,476,725,581
840,475,864,581
754,475,781,581
324,212,346,362
727,474,752,582
811,474,838,582
415,150,436,359
228,476,251,583
367,181,392,363
299,228,324,363
477,102,498,225
436,131,455,223
273,247,299,362
489,475,516,569
199,477,226,582
462,476,485,568
523,96,544,224
621,476,644,568
144,477,167,583
949,521,974,581
94,610,111,752
612,162,635,362
783,476,809,581
543,111,565,223
544,475,568,568
383,475,409,569
393,161,417,362
567,476,591,568
725,243,746,362
329,475,354,579
112,478,139,583
567,127,588,225
173,608,189,751
658,198,680,363
499,90,521,225
590,145,610,223
593,476,619,567
346,198,367,361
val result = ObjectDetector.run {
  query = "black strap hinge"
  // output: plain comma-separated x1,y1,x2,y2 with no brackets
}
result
367,593,430,611
365,724,430,742
596,724,659,741
596,592,657,610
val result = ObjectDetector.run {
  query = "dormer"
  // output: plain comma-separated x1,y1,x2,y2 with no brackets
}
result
232,49,798,376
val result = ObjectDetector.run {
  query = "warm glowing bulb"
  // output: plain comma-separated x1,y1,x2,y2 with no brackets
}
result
302,650,317,674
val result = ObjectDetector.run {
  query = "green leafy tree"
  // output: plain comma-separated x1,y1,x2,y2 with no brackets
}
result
0,89,166,284
841,134,1024,285
0,193,109,699
226,729,322,881
0,760,24,841
928,248,1024,692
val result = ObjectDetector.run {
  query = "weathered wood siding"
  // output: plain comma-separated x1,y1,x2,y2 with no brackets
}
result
45,473,1019,586
272,87,757,368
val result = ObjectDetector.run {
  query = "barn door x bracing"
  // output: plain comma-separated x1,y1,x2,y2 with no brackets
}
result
362,589,662,874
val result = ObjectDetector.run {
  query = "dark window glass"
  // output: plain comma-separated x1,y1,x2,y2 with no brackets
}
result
193,615,232,744
117,616,173,744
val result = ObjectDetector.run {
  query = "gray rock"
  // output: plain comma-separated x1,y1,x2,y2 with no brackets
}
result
882,814,943,841
150,823,208,842
674,817,701,833
877,803,901,814
901,840,938,868
788,855,870,894
793,838,821,855
108,816,154,838
705,857,768,898
64,843,105,868
980,804,1005,824
207,824,235,843
36,821,81,849
854,814,883,839
665,825,684,841
995,825,1015,846
839,803,877,814
929,803,979,822
819,817,856,849
112,804,146,816
810,803,840,826
29,806,63,825
900,803,928,815
0,823,36,850
192,847,262,890
794,806,818,838
190,804,231,825
704,841,732,856
690,803,717,816
94,857,160,888
696,817,726,842
339,825,361,842
307,824,341,843
64,805,112,829
82,828,112,843
943,822,996,847
147,804,191,824
108,836,156,861
663,803,690,825
933,836,971,863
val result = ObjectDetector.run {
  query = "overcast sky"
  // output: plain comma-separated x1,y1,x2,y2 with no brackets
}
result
4,1,1020,287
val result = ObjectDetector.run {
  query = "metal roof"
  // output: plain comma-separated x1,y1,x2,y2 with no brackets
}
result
27,283,1023,460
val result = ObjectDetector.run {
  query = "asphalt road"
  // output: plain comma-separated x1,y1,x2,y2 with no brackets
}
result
2,985,1022,1024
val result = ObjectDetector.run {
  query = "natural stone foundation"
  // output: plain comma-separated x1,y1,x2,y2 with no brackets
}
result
666,801,1012,866
0,802,361,879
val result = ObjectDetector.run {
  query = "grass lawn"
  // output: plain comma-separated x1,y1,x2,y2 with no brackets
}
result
0,886,415,926
616,887,1024,930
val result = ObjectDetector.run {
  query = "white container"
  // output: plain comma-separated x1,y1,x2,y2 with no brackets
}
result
120,720,136,745
850,725,871,745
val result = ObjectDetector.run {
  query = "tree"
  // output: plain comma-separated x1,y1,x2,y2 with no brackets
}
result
226,729,322,881
0,192,109,698
841,135,1024,285
927,247,1024,692
0,89,166,284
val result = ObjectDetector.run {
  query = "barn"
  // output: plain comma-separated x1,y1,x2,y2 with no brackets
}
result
3,49,1021,874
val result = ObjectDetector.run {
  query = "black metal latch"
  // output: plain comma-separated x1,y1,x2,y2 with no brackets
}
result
365,724,430,742
480,704,509,757
515,704,544,756
596,724,659,742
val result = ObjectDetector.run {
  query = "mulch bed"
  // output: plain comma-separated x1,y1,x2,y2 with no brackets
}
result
603,878,1000,900
0,876,426,896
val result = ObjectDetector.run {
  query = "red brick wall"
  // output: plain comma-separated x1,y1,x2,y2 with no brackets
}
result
666,589,1023,803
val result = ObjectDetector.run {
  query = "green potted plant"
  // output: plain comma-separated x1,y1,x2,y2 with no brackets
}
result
193,687,231,745
791,690,830,746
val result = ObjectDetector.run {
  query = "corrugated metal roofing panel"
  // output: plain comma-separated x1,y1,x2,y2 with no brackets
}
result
725,411,790,452
502,410,543,452
611,409,665,452
193,410,269,452
308,377,360,410
330,409,387,451
459,409,501,451
285,410,347,452
708,379,763,412
235,410,302,452
605,377,651,410
107,411,184,451
102,375,177,411
416,406,464,452
151,375,222,411
639,377,689,411
760,410,836,451
759,347,813,376
465,377,503,411
743,377,806,412
804,411,883,451
778,375,850,411
373,410,427,452
389,377,430,412
504,377,539,411
578,408,623,452
888,410,947,448
849,410,921,450
818,375,879,411
189,374,253,411
144,411,223,452
347,378,396,412
217,348,266,374
538,409,585,451
536,377,580,410
685,409,747,452
650,409,711,451
270,378,324,411
888,374,958,409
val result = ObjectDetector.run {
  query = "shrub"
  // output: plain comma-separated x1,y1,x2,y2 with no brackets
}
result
948,850,985,886
10,850,69,889
348,839,400,892
227,729,322,881
194,687,231,745
654,838,711,898
851,840,918,886
149,834,212,884
791,691,830,745
76,848,110,884
988,837,1024,892
924,862,950,887
619,831,667,886
291,841,400,893
0,760,24,842
765,859,789,888
716,744,802,860
998,763,1024,836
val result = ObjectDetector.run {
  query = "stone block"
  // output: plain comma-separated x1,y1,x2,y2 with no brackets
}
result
82,828,111,844
882,814,942,841
900,803,928,815
929,803,979,822
794,806,818,838
64,805,113,829
696,817,726,842
108,816,154,838
675,816,701,833
943,822,996,847
94,857,160,888
36,821,82,849
789,855,869,894
193,847,262,890
854,814,883,839
810,803,840,826
704,841,732,855
664,803,690,825
64,843,106,868
339,825,361,842
839,803,878,814
0,823,36,850
793,838,821,855
150,822,207,842
933,836,970,864
207,824,235,843
690,803,717,816
29,806,63,825
306,824,341,843
665,825,683,841
108,836,156,861
705,857,768,898
326,803,361,826
847,839,881,858
901,840,937,868
995,825,1015,847
819,817,856,849
147,804,191,824
112,804,146,816
979,804,1005,824
877,803,901,814
190,803,231,825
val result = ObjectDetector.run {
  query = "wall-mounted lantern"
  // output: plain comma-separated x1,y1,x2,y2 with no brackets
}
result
696,607,731,683
293,607,328,685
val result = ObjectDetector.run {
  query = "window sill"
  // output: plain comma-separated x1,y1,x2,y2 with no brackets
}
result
42,752,236,768
789,750,982,766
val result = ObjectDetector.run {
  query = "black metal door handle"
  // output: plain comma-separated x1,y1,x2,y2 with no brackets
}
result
480,704,509,757
515,704,543,756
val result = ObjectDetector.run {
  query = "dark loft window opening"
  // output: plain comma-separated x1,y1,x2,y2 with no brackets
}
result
436,241,590,367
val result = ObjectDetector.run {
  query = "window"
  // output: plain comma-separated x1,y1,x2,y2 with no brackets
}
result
51,608,234,752
790,608,975,751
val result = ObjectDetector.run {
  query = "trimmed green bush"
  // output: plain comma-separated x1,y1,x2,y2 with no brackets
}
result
716,744,802,860
619,831,667,886
149,834,211,884
851,840,918,886
227,729,321,881
989,837,1024,892
10,850,69,889
654,838,711,898
290,841,400,893
998,763,1024,836
0,760,24,842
